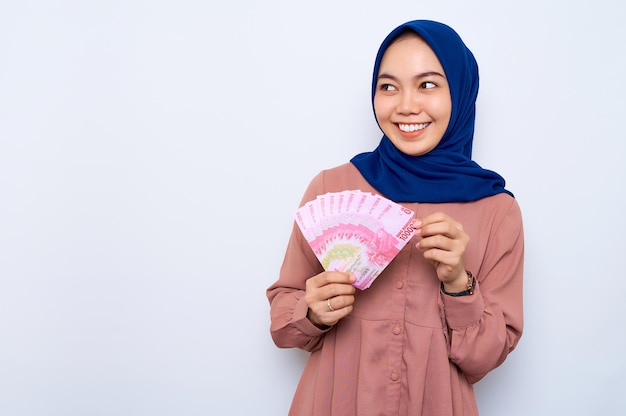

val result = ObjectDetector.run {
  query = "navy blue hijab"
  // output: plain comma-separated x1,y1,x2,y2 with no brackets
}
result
351,20,512,203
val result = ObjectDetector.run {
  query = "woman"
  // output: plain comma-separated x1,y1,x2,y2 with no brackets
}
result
267,19,524,415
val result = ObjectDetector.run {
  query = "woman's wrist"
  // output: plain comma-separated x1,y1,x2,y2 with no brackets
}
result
441,270,475,296
307,308,331,329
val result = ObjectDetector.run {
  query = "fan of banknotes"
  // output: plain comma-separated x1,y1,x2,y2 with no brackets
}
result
294,190,415,290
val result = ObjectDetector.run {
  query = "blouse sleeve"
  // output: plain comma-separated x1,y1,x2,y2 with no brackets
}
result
266,172,329,352
441,196,524,384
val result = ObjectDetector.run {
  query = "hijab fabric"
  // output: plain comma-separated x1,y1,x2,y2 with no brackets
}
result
351,20,512,203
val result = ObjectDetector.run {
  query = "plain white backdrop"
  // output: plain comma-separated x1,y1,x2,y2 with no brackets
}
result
1,0,625,415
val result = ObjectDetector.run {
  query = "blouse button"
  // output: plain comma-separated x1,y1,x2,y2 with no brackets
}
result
396,281,404,289
391,370,399,381
393,324,402,335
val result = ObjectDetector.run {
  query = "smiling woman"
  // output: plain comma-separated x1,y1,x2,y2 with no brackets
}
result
267,20,523,416
374,33,452,156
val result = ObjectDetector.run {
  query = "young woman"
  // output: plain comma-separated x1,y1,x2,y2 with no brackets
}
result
267,19,524,415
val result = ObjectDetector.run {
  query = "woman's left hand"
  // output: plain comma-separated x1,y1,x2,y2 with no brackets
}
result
414,212,470,292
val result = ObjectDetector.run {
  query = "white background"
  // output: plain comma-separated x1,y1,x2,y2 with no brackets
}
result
1,0,625,415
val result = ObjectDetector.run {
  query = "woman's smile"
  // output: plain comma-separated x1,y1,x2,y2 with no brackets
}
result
397,122,431,138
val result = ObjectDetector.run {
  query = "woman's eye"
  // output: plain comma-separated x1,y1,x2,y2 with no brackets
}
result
380,83,397,92
421,81,436,89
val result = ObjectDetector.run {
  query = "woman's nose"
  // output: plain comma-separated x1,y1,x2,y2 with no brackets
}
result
397,91,420,115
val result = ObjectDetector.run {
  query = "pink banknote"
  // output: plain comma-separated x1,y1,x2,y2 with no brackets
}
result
294,190,415,290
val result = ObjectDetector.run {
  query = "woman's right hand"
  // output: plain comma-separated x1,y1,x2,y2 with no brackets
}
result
305,271,357,327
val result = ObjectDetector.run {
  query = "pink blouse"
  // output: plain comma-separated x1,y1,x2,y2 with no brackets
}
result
267,163,524,415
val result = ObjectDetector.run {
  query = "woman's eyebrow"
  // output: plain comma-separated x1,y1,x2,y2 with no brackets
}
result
378,71,446,80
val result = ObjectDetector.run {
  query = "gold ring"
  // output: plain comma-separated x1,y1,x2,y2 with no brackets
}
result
327,298,335,312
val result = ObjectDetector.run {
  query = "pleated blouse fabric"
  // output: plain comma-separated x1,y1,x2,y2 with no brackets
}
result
266,163,524,416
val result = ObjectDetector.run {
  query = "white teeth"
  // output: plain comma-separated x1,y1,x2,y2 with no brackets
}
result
398,123,429,132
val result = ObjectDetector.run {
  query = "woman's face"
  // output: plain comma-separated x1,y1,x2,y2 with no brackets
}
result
374,34,452,156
